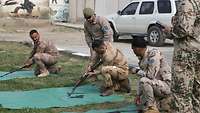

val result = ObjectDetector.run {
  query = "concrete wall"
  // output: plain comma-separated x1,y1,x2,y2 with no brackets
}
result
68,0,132,23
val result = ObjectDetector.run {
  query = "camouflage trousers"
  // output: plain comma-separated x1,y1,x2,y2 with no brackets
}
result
101,66,130,92
171,48,200,113
33,53,58,75
138,77,171,111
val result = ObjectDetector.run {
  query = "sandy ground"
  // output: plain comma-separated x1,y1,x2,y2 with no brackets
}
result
0,17,174,65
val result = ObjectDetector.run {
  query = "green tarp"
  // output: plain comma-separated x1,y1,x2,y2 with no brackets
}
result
0,71,34,80
86,105,137,113
62,105,137,113
0,85,124,109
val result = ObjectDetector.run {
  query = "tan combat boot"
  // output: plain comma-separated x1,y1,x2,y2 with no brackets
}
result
144,106,160,113
38,70,49,77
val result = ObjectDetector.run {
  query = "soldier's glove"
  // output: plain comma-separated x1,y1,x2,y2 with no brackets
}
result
134,95,141,105
87,70,100,78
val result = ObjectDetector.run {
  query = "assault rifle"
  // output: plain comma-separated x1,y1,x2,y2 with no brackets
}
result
68,60,103,97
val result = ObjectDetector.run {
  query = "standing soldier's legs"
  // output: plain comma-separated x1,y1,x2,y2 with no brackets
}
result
171,60,194,113
192,60,200,113
33,53,57,77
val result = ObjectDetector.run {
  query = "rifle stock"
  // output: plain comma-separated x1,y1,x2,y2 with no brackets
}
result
68,59,103,96
0,65,26,77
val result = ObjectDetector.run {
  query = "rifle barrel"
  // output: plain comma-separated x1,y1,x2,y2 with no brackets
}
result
0,66,25,77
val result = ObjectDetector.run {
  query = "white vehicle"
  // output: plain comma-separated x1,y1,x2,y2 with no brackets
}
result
107,0,180,46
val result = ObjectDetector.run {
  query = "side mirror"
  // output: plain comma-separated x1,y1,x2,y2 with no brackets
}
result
117,10,121,15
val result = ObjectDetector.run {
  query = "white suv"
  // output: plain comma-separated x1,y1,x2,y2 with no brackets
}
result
107,0,180,46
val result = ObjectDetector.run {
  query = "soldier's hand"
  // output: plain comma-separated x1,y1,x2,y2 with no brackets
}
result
24,59,33,68
87,70,100,77
85,65,92,74
134,95,141,105
162,26,172,33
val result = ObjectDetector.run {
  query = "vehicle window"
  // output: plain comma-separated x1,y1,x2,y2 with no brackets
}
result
158,0,171,13
121,2,139,15
139,2,154,14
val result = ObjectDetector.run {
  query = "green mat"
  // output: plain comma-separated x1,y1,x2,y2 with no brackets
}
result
0,71,34,80
62,105,137,113
0,85,124,109
86,105,137,113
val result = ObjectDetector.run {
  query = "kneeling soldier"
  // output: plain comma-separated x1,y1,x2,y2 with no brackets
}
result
86,39,131,96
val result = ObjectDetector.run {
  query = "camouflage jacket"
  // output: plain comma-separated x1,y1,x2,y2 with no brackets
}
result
84,16,113,48
173,0,200,49
90,42,128,71
138,48,171,82
29,39,59,58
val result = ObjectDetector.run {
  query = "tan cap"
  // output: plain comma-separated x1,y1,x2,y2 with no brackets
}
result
83,8,95,19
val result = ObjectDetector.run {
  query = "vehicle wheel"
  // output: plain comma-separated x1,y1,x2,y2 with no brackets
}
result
113,31,119,42
147,26,165,46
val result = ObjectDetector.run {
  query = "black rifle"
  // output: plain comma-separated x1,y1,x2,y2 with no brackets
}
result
0,65,27,77
68,60,103,97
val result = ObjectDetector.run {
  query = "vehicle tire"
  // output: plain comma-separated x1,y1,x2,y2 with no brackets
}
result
147,26,165,46
109,22,119,42
113,31,119,42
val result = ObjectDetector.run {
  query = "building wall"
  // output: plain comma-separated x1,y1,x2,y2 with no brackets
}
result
68,0,131,23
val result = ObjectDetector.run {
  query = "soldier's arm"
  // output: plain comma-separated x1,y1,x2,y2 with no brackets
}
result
173,0,196,39
145,50,161,79
84,24,93,48
99,17,113,42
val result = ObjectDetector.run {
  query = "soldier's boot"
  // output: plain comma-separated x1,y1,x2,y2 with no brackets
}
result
38,70,49,77
119,78,131,93
100,87,114,96
144,106,160,113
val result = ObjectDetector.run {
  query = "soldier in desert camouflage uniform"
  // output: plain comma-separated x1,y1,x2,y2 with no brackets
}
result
130,38,171,113
86,39,130,96
163,0,200,112
83,8,113,81
24,29,60,77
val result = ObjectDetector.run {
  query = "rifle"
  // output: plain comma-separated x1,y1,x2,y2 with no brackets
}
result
68,59,103,97
0,65,27,77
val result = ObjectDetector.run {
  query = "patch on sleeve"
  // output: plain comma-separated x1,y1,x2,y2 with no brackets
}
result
148,49,159,57
148,59,155,64
102,26,109,33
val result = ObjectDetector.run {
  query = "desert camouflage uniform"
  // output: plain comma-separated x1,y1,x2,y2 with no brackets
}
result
84,16,113,62
29,39,59,75
90,42,129,91
136,48,171,112
171,0,200,113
